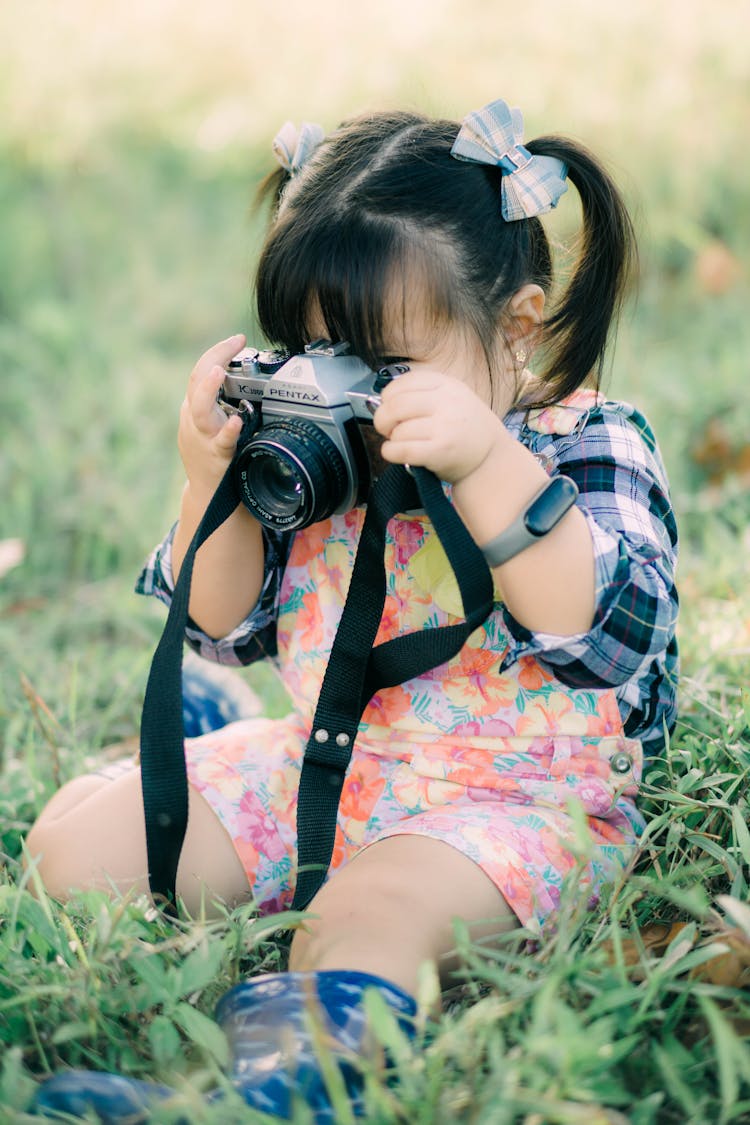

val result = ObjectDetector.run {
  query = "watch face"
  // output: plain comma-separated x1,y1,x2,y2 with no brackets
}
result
525,476,579,536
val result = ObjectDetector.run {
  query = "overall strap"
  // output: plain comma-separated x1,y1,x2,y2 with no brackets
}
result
291,464,494,910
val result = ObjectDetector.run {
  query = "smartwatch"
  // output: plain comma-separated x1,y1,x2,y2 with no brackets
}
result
479,475,579,568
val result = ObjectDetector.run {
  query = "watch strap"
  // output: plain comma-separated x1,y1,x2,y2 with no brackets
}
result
479,475,579,568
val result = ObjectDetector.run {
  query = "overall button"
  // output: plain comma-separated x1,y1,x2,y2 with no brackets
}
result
610,751,633,775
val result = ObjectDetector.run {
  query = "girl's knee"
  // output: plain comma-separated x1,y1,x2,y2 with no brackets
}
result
25,769,252,914
24,816,93,903
24,775,105,897
288,846,431,973
29,773,112,830
23,770,149,903
288,835,516,985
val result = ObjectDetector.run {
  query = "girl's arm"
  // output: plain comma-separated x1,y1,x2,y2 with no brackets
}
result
375,367,596,636
171,484,265,640
453,410,679,689
498,402,679,691
450,425,595,637
374,369,677,685
136,520,290,667
169,335,267,640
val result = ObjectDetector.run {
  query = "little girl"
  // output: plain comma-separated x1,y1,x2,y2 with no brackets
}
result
28,98,678,1121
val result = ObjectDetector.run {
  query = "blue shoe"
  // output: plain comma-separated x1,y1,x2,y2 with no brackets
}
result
30,971,416,1122
30,1070,178,1122
216,970,417,1120
181,651,261,737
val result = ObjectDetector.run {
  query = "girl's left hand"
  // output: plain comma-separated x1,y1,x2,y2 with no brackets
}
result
371,366,507,484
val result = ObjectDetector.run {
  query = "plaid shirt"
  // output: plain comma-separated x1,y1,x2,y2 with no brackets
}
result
136,396,678,757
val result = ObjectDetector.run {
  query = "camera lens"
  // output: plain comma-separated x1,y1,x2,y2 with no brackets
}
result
234,418,349,530
253,456,304,515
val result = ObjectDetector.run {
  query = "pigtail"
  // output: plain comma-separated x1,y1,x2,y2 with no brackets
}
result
253,165,292,215
526,136,638,402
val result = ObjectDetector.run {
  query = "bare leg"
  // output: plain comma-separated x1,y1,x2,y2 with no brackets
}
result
25,768,251,916
289,834,518,996
30,774,114,819
30,834,517,1119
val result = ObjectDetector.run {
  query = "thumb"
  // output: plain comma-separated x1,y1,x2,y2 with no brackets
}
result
214,412,243,456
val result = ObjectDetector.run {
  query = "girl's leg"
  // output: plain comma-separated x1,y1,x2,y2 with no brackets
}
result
25,767,251,915
289,834,518,995
31,831,517,1120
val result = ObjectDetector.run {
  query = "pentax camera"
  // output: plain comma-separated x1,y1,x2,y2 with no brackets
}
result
220,340,408,530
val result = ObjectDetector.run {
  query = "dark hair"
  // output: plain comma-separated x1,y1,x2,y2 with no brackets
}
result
254,110,637,407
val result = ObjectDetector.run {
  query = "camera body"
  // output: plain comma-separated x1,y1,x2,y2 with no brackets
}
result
220,340,405,531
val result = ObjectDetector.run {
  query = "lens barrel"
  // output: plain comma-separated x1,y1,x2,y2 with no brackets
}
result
233,418,350,530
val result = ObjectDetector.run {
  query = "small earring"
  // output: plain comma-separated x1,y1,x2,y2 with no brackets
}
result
515,348,527,365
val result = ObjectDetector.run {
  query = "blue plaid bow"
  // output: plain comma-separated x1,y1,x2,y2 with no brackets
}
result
272,121,325,176
451,99,568,222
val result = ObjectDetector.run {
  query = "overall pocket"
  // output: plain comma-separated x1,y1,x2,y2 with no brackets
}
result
549,734,643,816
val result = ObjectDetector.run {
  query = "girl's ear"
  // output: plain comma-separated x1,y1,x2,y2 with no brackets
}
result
506,284,545,346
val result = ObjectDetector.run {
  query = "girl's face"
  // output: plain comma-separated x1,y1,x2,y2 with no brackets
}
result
376,308,516,416
308,276,521,416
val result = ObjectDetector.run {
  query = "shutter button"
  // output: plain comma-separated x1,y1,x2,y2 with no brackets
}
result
610,751,633,775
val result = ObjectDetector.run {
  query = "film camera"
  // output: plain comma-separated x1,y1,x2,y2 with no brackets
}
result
220,341,408,530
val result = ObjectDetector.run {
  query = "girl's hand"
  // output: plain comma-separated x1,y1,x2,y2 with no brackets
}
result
372,365,507,484
178,334,246,497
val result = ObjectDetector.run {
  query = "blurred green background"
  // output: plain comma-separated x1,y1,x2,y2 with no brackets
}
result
1,0,748,794
2,5,750,1117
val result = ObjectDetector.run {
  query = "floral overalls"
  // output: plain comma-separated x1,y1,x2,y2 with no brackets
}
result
183,394,646,933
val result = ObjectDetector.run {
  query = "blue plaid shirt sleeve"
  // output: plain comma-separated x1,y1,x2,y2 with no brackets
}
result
499,401,679,706
135,523,292,666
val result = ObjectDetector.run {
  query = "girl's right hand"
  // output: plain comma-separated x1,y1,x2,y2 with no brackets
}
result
178,334,246,498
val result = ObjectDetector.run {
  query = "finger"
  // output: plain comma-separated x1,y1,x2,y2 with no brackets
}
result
380,436,436,468
379,371,444,407
213,412,243,455
191,365,230,434
373,387,442,436
373,380,428,417
188,333,246,395
378,369,450,402
386,417,436,445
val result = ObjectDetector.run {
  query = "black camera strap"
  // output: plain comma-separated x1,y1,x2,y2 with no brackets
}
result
140,462,494,913
292,464,494,910
140,466,241,914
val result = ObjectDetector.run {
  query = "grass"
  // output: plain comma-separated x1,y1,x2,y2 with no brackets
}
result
2,4,750,1119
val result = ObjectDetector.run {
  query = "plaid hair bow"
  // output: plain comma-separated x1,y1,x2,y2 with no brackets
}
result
272,120,325,176
451,99,567,222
